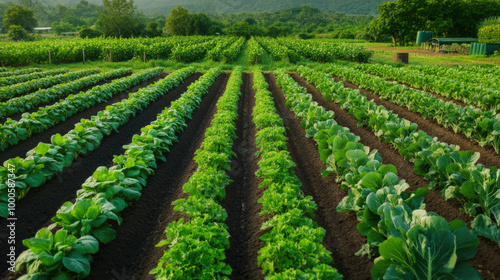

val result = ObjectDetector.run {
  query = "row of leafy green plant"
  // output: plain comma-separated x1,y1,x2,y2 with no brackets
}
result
0,68,130,119
0,69,68,87
0,36,212,66
0,69,100,101
0,68,160,151
359,63,500,112
452,64,500,76
407,64,500,92
278,38,372,63
274,68,482,280
15,67,221,279
246,37,265,65
172,38,218,63
206,37,237,62
251,68,342,279
151,67,241,279
0,67,8,72
328,64,500,153
220,37,246,64
0,67,195,218
298,65,500,246
0,67,41,78
255,37,301,63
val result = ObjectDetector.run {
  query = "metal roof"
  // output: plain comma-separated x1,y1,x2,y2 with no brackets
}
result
431,38,478,44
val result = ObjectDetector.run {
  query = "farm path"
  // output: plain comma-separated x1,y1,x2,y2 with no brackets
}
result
222,72,265,280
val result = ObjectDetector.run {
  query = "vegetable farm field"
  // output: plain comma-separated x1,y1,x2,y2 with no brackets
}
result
0,37,499,280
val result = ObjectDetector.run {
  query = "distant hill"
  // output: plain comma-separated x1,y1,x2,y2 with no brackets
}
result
27,0,391,15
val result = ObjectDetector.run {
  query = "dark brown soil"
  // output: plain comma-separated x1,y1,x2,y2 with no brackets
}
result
3,70,499,280
293,73,500,280
332,76,500,169
266,72,373,280
0,72,202,278
86,72,230,280
221,72,265,280
0,72,164,164
0,72,131,123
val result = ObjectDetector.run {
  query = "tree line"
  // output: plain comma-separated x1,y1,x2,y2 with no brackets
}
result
2,0,499,44
371,0,500,45
1,0,373,40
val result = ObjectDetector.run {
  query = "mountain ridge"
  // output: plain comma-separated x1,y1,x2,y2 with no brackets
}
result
25,0,390,15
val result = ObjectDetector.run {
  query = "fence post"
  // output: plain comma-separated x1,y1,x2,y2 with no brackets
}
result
83,49,86,64
110,49,113,62
48,50,51,64
143,51,146,63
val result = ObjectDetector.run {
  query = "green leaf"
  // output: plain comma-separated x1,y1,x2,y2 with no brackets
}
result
23,238,52,254
85,205,102,220
51,134,64,146
371,257,392,280
16,250,39,270
72,235,99,254
411,230,457,277
471,214,500,244
379,237,411,266
39,251,63,266
449,220,479,260
450,261,483,280
436,154,452,171
382,172,399,187
460,182,479,199
62,251,91,277
361,172,383,190
26,172,45,188
414,160,428,176
92,225,116,244
34,143,50,156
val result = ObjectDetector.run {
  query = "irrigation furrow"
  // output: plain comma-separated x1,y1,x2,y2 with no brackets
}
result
0,73,202,276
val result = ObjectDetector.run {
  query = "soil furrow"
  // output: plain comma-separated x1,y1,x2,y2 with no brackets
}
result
266,72,372,280
293,73,500,280
332,76,500,168
0,73,202,277
87,72,230,280
222,72,265,280
0,72,165,164
0,73,131,123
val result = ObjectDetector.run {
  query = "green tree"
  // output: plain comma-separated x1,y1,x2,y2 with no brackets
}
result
52,21,76,35
7,24,33,41
3,5,37,33
166,6,190,35
79,25,101,38
373,0,427,46
96,0,139,38
226,21,266,38
142,21,161,37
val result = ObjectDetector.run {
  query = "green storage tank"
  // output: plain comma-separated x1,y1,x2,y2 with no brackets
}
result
479,43,487,55
469,43,475,55
416,31,433,44
487,44,500,55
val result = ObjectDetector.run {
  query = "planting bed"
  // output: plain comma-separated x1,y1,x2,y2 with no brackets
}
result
1,68,499,280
